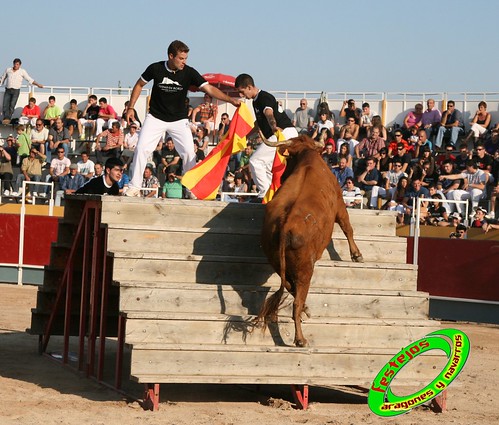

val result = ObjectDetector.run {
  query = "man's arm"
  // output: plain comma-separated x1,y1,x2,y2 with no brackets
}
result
200,84,241,108
264,107,278,133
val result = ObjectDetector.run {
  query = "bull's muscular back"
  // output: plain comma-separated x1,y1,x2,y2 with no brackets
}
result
262,148,339,280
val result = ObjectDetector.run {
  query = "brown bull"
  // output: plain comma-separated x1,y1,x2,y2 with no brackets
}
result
257,134,363,347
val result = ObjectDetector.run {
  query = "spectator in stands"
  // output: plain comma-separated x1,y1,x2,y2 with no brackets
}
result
439,159,487,215
387,176,409,223
370,159,406,209
96,97,118,135
63,99,81,139
387,131,410,158
193,142,205,163
42,96,62,127
195,126,210,154
342,177,362,208
472,142,493,183
402,104,423,137
322,141,337,171
483,221,499,233
238,144,253,186
0,58,43,125
439,159,463,213
142,163,159,198
76,157,123,195
77,151,95,180
357,157,380,206
340,99,361,124
464,101,491,147
449,223,467,239
15,124,31,164
470,206,487,228
30,119,48,156
13,147,45,196
161,170,183,199
312,111,335,139
355,128,385,172
421,98,441,142
337,142,353,169
55,163,86,205
78,95,100,140
425,194,449,225
191,93,218,135
390,142,412,174
413,128,433,157
402,178,430,223
122,122,139,170
333,157,354,189
3,135,17,165
339,117,360,141
158,137,181,187
121,100,141,129
435,143,456,172
368,115,387,140
227,172,249,203
48,118,70,158
93,162,104,177
45,147,70,196
435,100,464,150
95,121,124,163
0,144,14,195
337,126,359,158
19,97,41,128
416,145,436,176
377,147,390,173
455,142,472,172
217,112,231,139
358,102,376,139
292,99,314,134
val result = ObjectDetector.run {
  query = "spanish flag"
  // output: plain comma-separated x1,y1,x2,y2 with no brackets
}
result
182,103,254,199
262,131,287,204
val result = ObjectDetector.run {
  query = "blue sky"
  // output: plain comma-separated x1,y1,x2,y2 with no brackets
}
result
2,0,498,93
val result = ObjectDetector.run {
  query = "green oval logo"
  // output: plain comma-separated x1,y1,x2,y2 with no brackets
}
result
368,328,470,417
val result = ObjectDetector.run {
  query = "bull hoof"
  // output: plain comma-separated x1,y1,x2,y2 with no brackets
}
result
294,338,308,347
352,254,364,263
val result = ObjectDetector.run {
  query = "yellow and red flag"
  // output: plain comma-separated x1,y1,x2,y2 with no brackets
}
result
262,130,287,204
182,103,254,200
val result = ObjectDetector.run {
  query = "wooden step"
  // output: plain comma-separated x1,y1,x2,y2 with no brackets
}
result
100,197,398,237
124,312,438,349
107,226,407,263
118,284,428,320
111,253,417,291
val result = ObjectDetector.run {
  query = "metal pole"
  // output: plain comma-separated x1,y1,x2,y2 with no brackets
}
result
413,197,421,265
17,181,27,285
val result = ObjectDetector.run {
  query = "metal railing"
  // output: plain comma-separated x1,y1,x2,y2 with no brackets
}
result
220,191,259,202
343,195,364,209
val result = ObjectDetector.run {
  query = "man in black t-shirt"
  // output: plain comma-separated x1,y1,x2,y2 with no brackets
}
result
76,157,122,195
234,73,298,201
125,40,240,197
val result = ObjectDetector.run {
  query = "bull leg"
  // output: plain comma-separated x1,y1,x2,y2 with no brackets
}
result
292,280,311,347
336,208,363,262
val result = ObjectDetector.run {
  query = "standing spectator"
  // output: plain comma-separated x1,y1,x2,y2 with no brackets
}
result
76,158,123,195
48,118,70,159
435,100,464,150
44,147,70,197
238,144,253,185
292,99,314,134
55,164,86,206
0,58,43,124
30,119,49,155
63,99,81,139
19,97,41,128
95,121,124,163
15,124,31,164
0,144,14,195
191,93,218,135
125,40,240,197
42,96,62,127
78,95,100,140
234,73,297,201
464,101,491,147
421,98,441,142
77,151,95,180
96,97,118,135
13,147,45,196
340,99,361,124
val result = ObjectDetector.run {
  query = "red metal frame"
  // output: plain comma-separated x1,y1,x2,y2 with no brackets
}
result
143,384,160,411
291,384,309,410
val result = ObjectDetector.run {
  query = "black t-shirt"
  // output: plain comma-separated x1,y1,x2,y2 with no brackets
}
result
76,175,119,195
142,61,206,122
252,90,293,138
473,154,493,172
162,147,180,164
86,105,100,120
391,153,412,166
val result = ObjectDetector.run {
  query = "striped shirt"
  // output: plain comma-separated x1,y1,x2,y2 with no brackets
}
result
0,67,34,89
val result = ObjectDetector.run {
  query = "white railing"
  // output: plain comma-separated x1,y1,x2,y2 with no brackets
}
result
135,186,159,198
220,191,259,202
343,196,364,209
412,197,470,265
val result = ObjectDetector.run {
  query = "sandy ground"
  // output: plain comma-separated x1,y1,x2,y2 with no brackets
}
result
0,283,498,425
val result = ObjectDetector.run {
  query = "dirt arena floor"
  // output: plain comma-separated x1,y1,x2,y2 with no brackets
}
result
0,283,498,425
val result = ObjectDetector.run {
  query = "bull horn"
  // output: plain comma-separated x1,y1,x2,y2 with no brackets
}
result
258,129,291,147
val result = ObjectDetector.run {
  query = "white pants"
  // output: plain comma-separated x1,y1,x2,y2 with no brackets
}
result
447,188,483,214
470,123,488,138
96,118,118,134
19,116,37,127
370,186,396,208
250,127,298,197
130,114,196,189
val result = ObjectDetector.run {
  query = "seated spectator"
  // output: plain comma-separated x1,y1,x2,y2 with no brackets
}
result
42,95,62,127
449,223,468,239
30,119,48,156
402,103,423,137
77,151,95,180
142,163,159,198
454,143,472,172
76,157,123,195
292,99,314,134
44,147,70,196
0,144,14,196
312,111,335,139
332,157,354,189
339,117,360,141
121,122,140,170
15,124,31,164
191,93,217,135
367,115,388,140
195,126,210,154
317,128,335,151
484,129,499,156
358,102,376,139
413,128,433,157
322,141,338,171
402,178,430,219
387,176,409,224
370,159,406,209
390,142,412,174
435,100,464,150
421,98,441,142
19,97,41,128
470,206,487,228
416,145,436,175
218,112,231,138
439,159,464,213
193,142,205,164
439,159,487,215
55,163,86,206
435,143,457,172
337,143,352,169
78,95,100,140
406,125,420,150
342,177,362,208
355,128,386,173
117,172,130,195
464,101,491,147
120,100,141,129
96,97,118,135
336,127,359,158
483,221,499,233
340,99,361,125
377,147,391,173
48,118,70,158
161,171,183,199
441,211,462,228
357,157,381,205
95,121,124,163
93,162,104,178
387,131,410,158
158,137,181,187
425,194,449,225
63,99,81,139
238,144,253,185
13,147,45,196
473,142,493,183
227,173,249,203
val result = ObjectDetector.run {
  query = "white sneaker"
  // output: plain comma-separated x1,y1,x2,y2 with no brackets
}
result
3,189,9,196
124,187,141,197
32,192,38,197
11,191,19,196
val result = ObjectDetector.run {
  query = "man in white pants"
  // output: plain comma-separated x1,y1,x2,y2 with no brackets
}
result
235,73,298,202
125,40,240,197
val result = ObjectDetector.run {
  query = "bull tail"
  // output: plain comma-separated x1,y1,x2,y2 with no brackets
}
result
255,228,288,332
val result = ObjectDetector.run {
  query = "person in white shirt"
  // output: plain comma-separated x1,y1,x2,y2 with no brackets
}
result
0,58,43,124
77,151,95,180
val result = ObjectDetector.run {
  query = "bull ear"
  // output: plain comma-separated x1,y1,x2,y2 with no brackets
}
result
258,129,290,147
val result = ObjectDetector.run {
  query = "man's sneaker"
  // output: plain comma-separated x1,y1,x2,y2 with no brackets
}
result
125,187,141,197
3,189,9,196
11,191,19,196
32,192,38,197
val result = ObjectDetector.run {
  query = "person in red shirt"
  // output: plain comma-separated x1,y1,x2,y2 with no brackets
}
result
19,97,41,127
95,97,118,134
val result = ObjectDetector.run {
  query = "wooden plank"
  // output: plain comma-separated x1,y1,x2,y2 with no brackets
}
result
118,286,429,319
124,317,438,349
